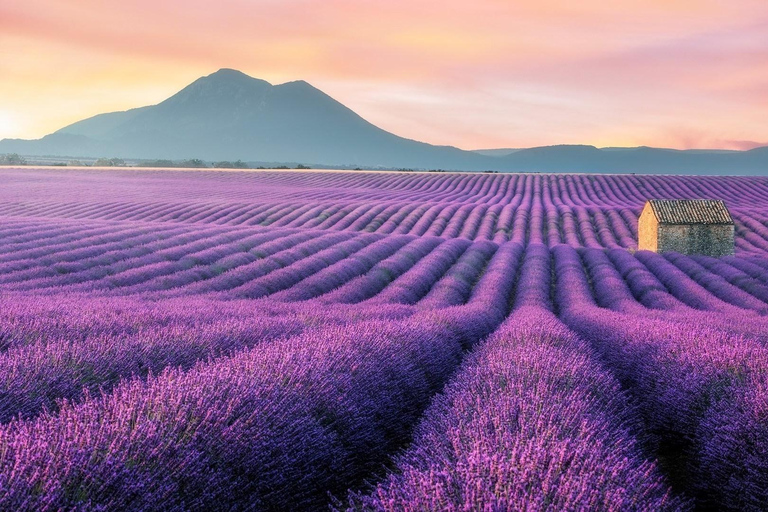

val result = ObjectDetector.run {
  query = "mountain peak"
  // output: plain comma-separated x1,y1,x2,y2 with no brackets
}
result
212,67,247,76
157,69,272,111
197,68,271,87
205,68,265,83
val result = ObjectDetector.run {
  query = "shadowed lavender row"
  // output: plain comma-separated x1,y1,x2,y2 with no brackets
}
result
0,305,501,511
560,294,768,509
346,307,686,511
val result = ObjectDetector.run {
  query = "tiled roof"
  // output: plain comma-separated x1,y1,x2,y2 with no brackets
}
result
647,199,733,224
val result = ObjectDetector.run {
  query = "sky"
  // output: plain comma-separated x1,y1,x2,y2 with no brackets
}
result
1,0,767,150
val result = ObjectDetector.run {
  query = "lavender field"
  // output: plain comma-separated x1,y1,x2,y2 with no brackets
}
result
1,167,767,510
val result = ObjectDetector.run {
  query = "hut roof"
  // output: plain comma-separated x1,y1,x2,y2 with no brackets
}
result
646,199,733,225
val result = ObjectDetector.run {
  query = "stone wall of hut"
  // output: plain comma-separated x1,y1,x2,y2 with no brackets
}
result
657,224,734,256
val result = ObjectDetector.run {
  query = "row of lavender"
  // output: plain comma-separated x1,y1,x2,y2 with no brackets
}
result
0,241,677,510
3,198,767,251
347,307,686,511
2,169,768,251
3,168,768,207
0,310,481,509
346,244,767,510
0,242,524,509
0,241,766,508
2,217,768,323
552,244,768,510
0,241,522,425
0,168,767,509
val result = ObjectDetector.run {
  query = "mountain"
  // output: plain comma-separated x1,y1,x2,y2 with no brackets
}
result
1,69,767,174
496,145,768,175
0,69,490,170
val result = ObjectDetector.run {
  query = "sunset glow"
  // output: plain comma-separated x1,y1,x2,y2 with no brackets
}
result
1,0,767,149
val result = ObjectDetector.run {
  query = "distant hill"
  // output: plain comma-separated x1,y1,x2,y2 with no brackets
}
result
1,69,767,174
495,145,768,175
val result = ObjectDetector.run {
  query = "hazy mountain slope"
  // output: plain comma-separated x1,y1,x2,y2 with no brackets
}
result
3,69,491,169
54,107,152,139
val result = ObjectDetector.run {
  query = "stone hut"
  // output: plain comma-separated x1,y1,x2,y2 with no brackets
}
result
638,199,734,256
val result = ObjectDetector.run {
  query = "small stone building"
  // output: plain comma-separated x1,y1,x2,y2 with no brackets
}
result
638,199,734,256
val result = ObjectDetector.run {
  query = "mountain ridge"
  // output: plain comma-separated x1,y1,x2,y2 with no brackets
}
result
2,69,767,175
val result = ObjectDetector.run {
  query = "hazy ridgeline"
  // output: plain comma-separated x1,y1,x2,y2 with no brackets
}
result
1,168,768,510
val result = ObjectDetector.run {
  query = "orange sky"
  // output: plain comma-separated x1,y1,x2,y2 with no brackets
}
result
1,0,767,150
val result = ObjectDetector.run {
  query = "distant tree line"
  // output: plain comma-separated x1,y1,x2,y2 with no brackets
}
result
212,160,248,169
137,159,208,168
0,154,319,170
136,159,310,170
0,153,27,165
94,158,126,167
